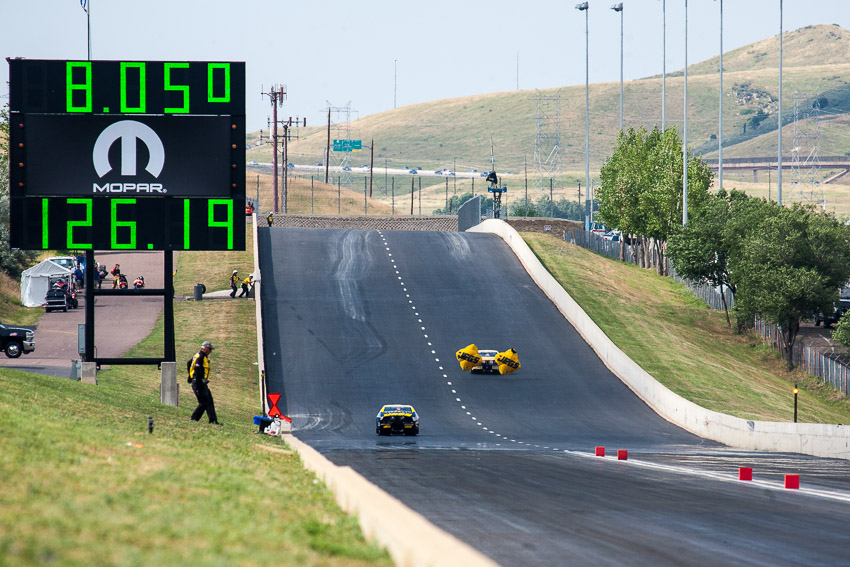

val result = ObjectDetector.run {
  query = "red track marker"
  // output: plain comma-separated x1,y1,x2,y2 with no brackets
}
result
739,467,753,481
267,392,282,418
595,446,605,457
617,449,628,461
785,474,800,489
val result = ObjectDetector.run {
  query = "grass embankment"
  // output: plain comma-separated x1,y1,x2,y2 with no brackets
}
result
0,226,392,567
523,232,850,424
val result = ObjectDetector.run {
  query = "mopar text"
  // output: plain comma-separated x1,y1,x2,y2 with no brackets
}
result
93,183,167,194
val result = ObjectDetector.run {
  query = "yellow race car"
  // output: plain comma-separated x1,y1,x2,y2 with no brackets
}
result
472,349,500,374
376,404,420,436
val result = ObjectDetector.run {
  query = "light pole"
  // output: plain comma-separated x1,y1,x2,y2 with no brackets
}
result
718,0,723,192
778,0,783,206
576,1,590,231
611,3,623,131
683,0,689,226
662,0,666,130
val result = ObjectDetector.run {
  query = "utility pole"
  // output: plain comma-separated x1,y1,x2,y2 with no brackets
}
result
369,138,374,197
325,108,331,184
279,116,304,214
261,85,286,212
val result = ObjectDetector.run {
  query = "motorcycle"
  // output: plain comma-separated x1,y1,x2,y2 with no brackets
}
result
118,274,128,289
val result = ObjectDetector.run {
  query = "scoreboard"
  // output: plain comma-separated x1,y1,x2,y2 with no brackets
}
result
7,59,246,251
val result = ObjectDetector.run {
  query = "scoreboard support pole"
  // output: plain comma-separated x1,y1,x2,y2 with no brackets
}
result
83,250,176,367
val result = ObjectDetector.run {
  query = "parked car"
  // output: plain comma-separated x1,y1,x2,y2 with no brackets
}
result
0,321,35,358
287,163,294,169
410,169,418,174
360,164,370,171
47,256,75,270
444,170,455,176
815,285,850,328
247,160,259,166
342,166,351,171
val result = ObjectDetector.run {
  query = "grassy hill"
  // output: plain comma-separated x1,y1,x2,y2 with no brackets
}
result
248,24,850,213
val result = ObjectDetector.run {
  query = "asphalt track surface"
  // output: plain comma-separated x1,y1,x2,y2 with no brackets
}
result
260,227,850,567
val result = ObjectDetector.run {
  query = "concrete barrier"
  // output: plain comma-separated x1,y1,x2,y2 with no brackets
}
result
469,219,850,460
284,435,499,567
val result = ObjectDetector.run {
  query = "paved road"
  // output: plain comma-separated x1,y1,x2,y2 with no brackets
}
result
3,251,169,376
260,227,850,566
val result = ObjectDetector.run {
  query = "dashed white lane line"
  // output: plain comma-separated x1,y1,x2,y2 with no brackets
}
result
383,231,515,445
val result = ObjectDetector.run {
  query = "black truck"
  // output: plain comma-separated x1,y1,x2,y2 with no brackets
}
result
0,321,35,358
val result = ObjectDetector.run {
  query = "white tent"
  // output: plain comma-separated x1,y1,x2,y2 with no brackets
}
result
20,260,72,307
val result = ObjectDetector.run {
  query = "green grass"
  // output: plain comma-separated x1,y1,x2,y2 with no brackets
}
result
0,227,392,567
523,232,850,424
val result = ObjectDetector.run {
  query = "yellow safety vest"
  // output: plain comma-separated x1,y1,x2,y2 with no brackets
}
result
190,351,210,381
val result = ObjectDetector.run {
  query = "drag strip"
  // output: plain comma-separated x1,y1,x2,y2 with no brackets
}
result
259,227,850,566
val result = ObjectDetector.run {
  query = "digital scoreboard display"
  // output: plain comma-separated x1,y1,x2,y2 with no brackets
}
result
7,58,246,251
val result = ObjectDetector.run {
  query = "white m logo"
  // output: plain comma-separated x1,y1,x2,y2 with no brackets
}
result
93,120,165,178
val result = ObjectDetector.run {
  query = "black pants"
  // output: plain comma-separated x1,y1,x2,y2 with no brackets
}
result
190,379,218,423
230,284,237,298
238,283,249,297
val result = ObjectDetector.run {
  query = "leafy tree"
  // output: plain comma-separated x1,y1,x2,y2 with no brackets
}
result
730,202,850,371
831,313,850,348
667,189,746,327
598,126,713,273
0,104,37,278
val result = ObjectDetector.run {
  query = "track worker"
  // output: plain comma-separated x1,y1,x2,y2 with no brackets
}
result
188,341,220,425
229,270,239,298
238,274,253,298
267,211,274,227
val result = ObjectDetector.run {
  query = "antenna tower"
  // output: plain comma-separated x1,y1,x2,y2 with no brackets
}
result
325,101,359,187
533,89,563,209
791,89,823,205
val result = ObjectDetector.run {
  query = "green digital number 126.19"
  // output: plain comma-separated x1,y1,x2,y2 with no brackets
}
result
40,197,237,251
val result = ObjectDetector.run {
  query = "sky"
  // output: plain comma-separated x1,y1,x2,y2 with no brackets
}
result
2,0,849,132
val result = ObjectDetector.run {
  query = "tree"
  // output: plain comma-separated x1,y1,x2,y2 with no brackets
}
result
667,189,746,327
598,126,713,273
730,203,850,371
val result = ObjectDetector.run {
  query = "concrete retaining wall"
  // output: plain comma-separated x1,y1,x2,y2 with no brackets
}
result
285,435,498,567
469,219,850,460
457,196,482,232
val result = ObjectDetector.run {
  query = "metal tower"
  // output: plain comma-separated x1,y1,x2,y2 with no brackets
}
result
791,89,823,205
325,101,359,187
533,89,564,210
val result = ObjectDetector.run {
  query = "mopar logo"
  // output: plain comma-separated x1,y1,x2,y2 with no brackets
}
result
92,120,167,193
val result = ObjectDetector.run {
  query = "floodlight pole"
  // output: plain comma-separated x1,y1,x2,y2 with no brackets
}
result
719,0,724,192
612,3,624,131
662,0,666,130
576,2,590,231
778,0,783,206
683,0,689,227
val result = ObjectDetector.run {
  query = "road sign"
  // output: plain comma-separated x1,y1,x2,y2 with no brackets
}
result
333,139,362,152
